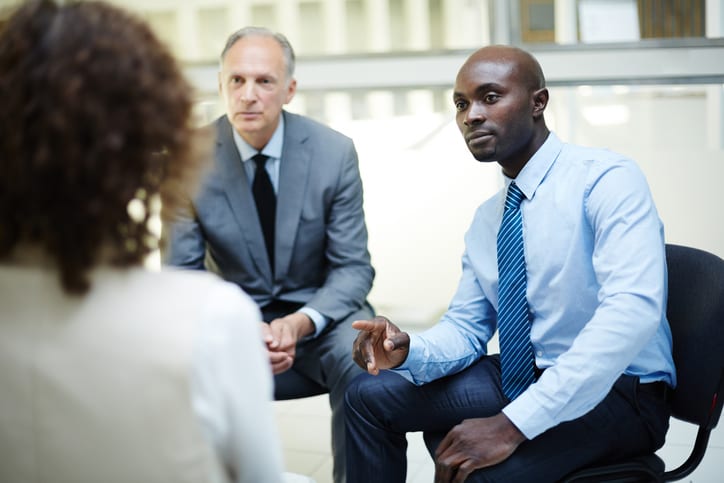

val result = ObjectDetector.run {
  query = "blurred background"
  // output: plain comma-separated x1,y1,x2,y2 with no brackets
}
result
2,1,722,481
1,0,719,322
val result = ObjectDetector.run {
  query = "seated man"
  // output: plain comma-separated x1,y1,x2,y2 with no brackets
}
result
164,26,374,483
346,45,675,483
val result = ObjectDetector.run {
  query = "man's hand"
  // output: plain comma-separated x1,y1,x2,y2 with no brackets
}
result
261,312,314,375
259,322,293,374
351,315,410,375
434,412,527,483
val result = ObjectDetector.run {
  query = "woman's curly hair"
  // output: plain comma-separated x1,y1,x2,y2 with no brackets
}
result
0,0,211,294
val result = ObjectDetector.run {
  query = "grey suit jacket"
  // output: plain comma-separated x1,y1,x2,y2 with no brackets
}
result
165,112,374,323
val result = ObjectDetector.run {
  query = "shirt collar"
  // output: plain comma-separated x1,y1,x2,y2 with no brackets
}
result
232,114,285,163
502,132,562,201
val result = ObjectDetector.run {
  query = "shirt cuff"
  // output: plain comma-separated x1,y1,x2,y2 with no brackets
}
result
298,307,328,338
390,334,423,384
501,388,557,439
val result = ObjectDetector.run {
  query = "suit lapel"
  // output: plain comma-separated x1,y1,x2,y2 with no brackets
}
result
276,112,311,278
216,117,273,279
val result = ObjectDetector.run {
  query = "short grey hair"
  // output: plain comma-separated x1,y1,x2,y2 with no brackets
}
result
220,26,295,81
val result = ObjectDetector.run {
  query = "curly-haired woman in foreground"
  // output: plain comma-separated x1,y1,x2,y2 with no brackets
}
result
0,1,284,482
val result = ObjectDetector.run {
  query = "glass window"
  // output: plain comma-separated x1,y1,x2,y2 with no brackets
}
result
389,0,407,51
143,10,179,54
520,0,556,43
638,0,705,38
198,7,228,60
518,0,709,45
428,0,446,50
346,0,368,53
299,1,325,54
251,3,277,31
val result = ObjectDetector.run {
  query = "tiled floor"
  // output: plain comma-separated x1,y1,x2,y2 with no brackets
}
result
274,394,434,483
274,321,724,482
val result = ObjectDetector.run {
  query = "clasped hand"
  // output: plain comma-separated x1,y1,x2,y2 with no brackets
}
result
260,312,314,375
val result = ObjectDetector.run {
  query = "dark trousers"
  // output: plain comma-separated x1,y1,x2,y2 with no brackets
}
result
263,300,372,483
345,355,670,483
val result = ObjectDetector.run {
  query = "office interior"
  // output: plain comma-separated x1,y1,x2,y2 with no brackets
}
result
1,0,722,481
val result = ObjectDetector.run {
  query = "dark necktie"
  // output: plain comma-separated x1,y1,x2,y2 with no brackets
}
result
252,153,275,271
497,182,536,401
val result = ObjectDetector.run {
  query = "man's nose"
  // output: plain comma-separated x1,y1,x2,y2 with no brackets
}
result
464,102,485,126
239,83,256,103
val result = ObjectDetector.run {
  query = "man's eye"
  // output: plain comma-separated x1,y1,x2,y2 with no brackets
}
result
484,94,500,103
454,100,467,111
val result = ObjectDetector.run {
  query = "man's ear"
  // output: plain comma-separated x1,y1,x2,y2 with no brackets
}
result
532,87,549,118
285,78,297,104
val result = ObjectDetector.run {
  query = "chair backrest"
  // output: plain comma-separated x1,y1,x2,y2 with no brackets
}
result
665,244,724,429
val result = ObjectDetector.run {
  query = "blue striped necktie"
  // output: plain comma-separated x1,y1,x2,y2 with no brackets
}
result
497,182,536,401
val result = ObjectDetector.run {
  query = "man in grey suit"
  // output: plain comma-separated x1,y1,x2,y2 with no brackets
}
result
164,27,374,483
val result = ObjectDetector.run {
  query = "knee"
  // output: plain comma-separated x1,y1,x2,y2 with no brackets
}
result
323,351,366,396
344,372,372,409
344,372,381,419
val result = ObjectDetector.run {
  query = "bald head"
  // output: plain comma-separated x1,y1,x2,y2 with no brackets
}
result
460,45,546,93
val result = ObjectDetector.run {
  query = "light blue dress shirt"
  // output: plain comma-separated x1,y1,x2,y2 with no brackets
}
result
232,119,329,336
395,132,676,439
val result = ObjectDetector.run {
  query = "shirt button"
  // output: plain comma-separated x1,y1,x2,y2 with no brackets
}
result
536,350,543,357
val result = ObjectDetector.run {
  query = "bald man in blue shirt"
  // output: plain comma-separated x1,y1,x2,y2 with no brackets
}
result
345,45,675,483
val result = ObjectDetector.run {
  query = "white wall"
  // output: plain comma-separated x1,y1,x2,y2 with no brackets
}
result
338,115,502,323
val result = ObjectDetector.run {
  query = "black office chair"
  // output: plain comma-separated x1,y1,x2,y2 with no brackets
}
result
562,244,724,483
